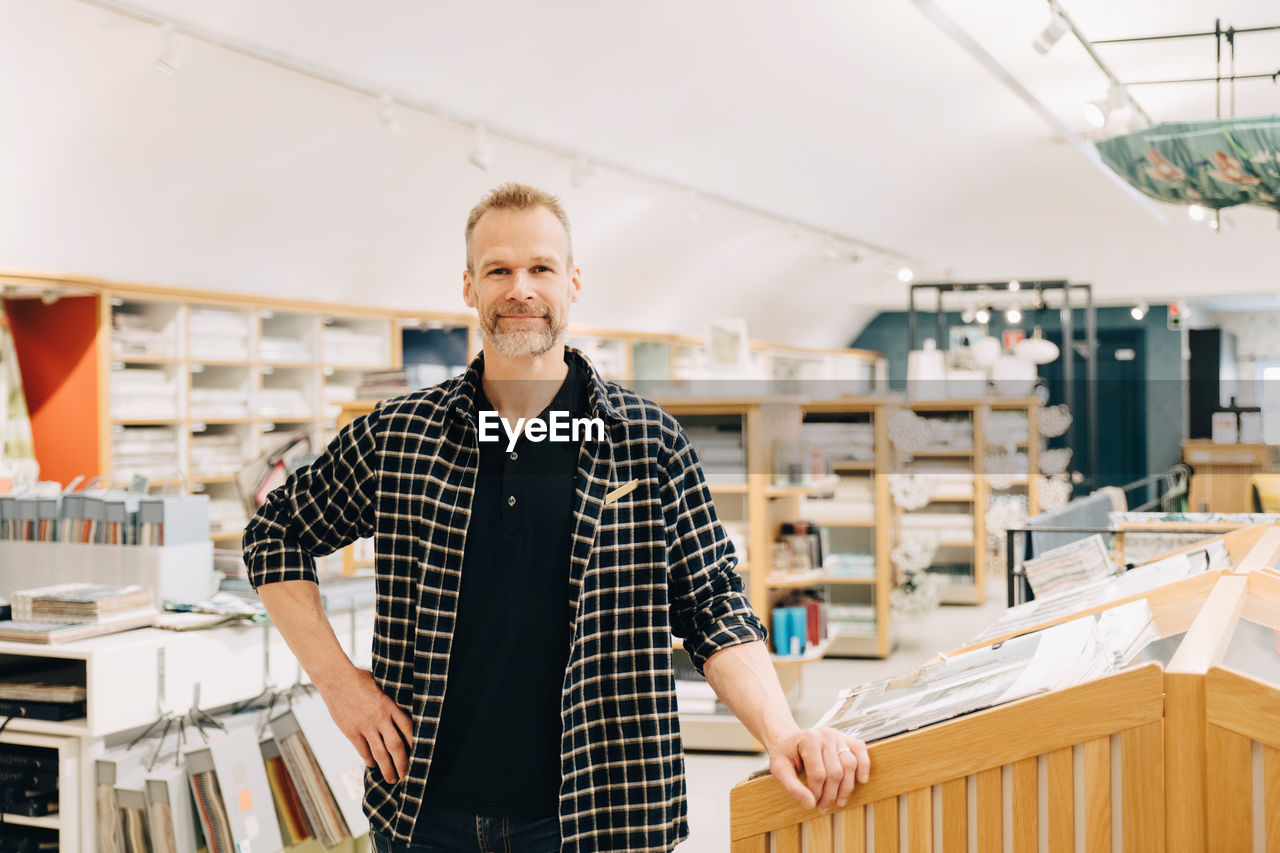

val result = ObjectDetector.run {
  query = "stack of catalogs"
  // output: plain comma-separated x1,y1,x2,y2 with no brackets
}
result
116,767,154,853
260,737,313,845
270,698,369,846
145,761,201,853
185,726,282,853
97,745,150,853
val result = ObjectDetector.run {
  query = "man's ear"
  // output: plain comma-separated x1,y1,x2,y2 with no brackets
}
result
462,270,476,308
568,266,582,304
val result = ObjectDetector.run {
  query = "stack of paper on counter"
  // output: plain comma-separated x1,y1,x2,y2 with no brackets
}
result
145,759,203,853
815,601,1157,744
971,547,1212,646
1022,534,1115,599
186,724,283,853
270,697,370,847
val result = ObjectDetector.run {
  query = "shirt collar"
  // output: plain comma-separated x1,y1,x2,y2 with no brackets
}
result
445,345,628,427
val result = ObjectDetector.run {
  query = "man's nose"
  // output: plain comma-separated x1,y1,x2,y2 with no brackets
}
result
508,269,535,298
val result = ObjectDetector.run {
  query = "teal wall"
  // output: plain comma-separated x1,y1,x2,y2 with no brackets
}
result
851,306,1184,481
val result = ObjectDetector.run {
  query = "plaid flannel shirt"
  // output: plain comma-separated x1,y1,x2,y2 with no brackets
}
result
244,347,766,852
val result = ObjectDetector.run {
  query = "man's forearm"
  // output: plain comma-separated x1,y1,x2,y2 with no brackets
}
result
701,640,799,751
257,580,359,692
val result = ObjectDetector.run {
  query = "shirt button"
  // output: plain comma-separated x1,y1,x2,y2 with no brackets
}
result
507,495,517,507
509,452,518,461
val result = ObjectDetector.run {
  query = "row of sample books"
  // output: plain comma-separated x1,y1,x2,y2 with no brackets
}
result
0,494,208,546
98,699,368,853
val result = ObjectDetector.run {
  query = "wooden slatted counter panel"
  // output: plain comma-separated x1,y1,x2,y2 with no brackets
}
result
730,526,1280,851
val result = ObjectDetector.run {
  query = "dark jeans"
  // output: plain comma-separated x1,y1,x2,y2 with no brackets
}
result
370,804,560,853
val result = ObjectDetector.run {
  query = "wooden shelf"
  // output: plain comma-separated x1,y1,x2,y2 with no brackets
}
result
324,363,393,372
771,629,839,664
928,495,975,503
937,538,977,548
111,417,184,425
831,460,877,472
3,814,59,830
258,360,318,369
764,475,840,498
905,449,974,458
809,517,876,527
209,530,245,541
110,354,181,364
707,483,750,494
188,357,255,366
765,571,875,589
195,417,256,425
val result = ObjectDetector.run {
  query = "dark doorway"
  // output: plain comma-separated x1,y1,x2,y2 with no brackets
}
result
1040,328,1147,497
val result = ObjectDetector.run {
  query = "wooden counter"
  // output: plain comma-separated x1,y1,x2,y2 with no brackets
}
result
1183,439,1273,513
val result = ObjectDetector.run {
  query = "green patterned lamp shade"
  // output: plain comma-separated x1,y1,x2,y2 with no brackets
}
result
1095,115,1280,212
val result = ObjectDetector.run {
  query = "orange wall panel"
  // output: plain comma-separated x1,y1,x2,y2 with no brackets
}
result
5,296,101,485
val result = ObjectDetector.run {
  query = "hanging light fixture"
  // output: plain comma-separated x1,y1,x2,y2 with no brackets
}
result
897,267,914,283
1130,302,1148,320
1006,306,1023,324
975,306,991,324
1188,204,1206,222
1008,280,1021,292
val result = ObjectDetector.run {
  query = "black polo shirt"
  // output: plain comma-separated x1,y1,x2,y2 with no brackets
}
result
420,360,587,820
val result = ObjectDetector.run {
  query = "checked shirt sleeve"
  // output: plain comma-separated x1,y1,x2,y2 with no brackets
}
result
243,407,380,589
662,423,767,674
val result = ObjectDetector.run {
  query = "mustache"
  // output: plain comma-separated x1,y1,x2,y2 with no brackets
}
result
491,304,550,319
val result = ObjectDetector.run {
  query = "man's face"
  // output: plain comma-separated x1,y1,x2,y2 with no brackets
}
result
463,206,580,358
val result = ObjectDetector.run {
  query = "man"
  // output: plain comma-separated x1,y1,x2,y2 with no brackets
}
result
244,183,869,852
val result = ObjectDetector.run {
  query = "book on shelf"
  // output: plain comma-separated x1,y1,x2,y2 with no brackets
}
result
260,737,314,846
0,659,87,720
144,760,202,853
185,725,283,853
269,697,369,845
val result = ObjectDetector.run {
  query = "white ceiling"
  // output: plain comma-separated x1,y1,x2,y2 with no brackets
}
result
2,0,1278,349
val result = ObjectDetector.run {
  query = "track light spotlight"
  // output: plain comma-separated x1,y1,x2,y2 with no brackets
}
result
378,94,402,133
1005,306,1022,324
897,267,914,283
468,125,494,171
1033,10,1069,55
1008,280,1021,292
1084,85,1128,129
569,155,593,188
154,22,183,76
975,307,991,324
1188,204,1206,222
1130,302,1148,321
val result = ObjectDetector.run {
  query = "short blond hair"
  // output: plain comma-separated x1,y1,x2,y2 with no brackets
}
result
465,183,573,273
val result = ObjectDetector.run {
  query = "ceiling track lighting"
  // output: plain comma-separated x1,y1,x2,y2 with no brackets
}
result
1008,279,1021,292
1084,83,1129,129
1005,306,1023,324
1188,204,1206,222
467,124,494,171
154,21,183,76
569,155,594,188
975,306,991,325
897,267,915,283
378,94,402,133
1130,302,1148,321
1033,5,1069,55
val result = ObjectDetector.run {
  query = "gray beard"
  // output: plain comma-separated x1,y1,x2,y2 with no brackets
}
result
483,314,564,358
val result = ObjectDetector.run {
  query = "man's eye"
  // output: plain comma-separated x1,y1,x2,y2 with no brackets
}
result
533,266,551,273
488,268,509,276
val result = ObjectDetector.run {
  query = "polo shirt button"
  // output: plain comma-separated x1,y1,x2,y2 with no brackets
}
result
510,451,518,461
507,495,517,507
